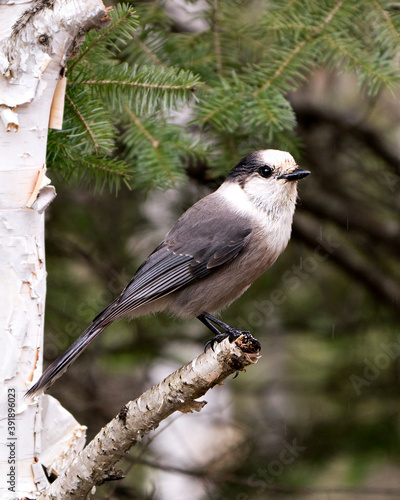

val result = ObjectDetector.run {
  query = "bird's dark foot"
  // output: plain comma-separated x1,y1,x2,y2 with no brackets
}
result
204,332,245,351
204,333,229,351
198,313,251,351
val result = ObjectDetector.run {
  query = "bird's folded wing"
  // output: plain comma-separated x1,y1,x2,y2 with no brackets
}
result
94,215,252,323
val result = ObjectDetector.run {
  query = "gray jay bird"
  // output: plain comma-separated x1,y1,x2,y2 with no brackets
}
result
26,149,309,397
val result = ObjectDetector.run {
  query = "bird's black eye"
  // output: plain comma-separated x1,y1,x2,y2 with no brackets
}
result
259,165,273,178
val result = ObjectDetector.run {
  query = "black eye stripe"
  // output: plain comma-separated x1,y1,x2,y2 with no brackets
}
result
259,165,273,178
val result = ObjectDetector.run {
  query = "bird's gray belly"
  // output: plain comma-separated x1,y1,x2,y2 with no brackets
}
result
167,238,283,318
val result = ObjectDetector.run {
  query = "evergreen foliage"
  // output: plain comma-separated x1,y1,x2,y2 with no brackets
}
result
48,0,400,189
47,4,202,191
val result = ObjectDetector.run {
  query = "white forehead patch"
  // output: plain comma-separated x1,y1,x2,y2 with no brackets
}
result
259,149,296,168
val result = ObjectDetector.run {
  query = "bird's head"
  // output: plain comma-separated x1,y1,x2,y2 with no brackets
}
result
225,149,310,213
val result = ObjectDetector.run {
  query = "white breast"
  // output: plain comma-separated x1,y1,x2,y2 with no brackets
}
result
217,179,297,237
217,181,256,216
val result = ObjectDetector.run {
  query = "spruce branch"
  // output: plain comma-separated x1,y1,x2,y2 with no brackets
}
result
372,0,400,46
198,0,368,131
322,35,400,94
68,64,201,116
212,0,223,75
79,156,131,192
200,96,240,125
123,110,178,187
70,79,197,92
132,32,166,67
255,40,307,94
39,335,261,499
65,93,100,152
68,5,138,72
46,136,131,191
127,108,159,149
280,0,301,12
255,0,345,94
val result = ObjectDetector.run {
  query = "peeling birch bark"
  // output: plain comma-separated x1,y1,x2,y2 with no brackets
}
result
0,1,110,497
40,335,261,500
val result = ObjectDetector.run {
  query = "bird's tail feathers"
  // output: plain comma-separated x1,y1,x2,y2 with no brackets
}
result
25,319,110,399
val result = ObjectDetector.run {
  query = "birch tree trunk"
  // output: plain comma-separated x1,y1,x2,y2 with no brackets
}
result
0,2,109,497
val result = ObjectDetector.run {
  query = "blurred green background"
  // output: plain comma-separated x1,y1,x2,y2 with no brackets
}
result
44,1,400,498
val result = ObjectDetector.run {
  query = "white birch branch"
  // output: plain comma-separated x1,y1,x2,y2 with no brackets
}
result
40,334,261,499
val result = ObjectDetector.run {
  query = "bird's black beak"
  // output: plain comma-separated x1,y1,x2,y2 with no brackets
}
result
278,168,310,181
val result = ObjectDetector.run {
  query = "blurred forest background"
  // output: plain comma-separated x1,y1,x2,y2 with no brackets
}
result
44,0,400,498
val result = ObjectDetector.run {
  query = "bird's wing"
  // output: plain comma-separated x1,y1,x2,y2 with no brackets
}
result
94,208,252,323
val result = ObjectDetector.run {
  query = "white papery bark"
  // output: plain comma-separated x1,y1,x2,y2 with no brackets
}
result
0,1,109,497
